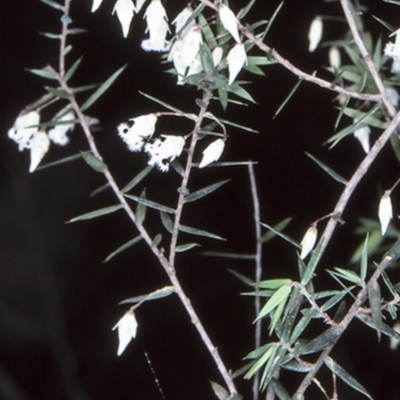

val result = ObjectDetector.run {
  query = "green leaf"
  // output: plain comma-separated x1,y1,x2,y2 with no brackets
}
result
28,68,58,80
24,93,55,113
209,381,229,400
125,194,175,214
217,117,258,133
179,225,225,241
175,243,200,253
45,86,70,98
119,286,175,305
80,150,107,172
64,56,83,82
202,252,254,260
90,183,111,198
40,32,61,39
36,153,81,170
301,239,324,286
289,308,318,345
357,313,400,342
63,45,73,56
257,279,292,290
207,161,258,167
152,234,162,247
244,344,275,379
295,328,340,355
273,78,303,118
270,377,291,400
81,65,127,111
341,106,387,129
368,281,382,341
136,190,147,226
67,28,88,35
160,211,174,233
122,165,152,193
139,91,193,118
360,234,369,282
229,83,257,103
39,0,64,11
269,297,287,334
324,357,373,399
103,235,142,263
67,204,122,223
260,217,292,244
228,269,254,286
170,159,185,176
330,267,362,286
260,222,300,248
305,152,348,185
256,285,291,321
184,179,230,203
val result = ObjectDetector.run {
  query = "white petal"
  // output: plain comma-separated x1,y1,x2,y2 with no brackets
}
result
386,87,399,107
219,4,240,44
135,0,146,12
353,123,371,154
145,135,185,171
199,139,225,168
227,43,247,85
308,16,323,52
329,46,341,69
142,0,170,51
300,225,318,260
113,0,136,38
48,111,75,146
8,111,40,151
112,312,138,356
378,192,393,235
91,0,104,12
391,58,400,74
212,47,223,68
187,53,203,77
29,131,50,173
172,7,195,37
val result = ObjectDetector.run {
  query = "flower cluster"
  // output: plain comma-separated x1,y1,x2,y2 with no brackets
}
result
8,110,75,173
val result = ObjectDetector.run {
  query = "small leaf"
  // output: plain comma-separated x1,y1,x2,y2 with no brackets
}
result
244,344,275,379
80,150,107,172
331,267,362,286
176,243,200,253
305,152,348,185
256,285,291,321
136,190,147,226
64,56,83,82
360,234,369,282
103,235,142,263
325,357,373,399
295,328,340,355
301,239,324,285
39,0,64,11
184,179,230,203
260,217,292,244
152,234,162,247
202,252,254,260
368,281,382,341
257,279,292,290
67,28,88,35
228,269,254,286
160,211,174,233
81,65,127,111
270,377,291,400
260,222,300,248
67,204,122,223
36,153,81,170
28,68,58,80
274,78,303,118
40,32,61,39
122,166,152,193
179,225,225,241
119,286,175,305
125,194,175,214
209,381,229,400
45,86,70,98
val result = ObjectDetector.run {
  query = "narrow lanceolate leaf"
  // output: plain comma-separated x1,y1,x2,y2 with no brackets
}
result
36,153,81,170
305,152,348,185
80,150,108,172
295,328,340,355
324,357,373,400
260,222,300,248
270,377,291,400
209,381,229,400
39,0,64,11
256,285,291,321
160,211,174,233
136,190,147,226
360,234,369,282
64,57,83,82
179,225,225,241
274,78,303,118
67,204,123,223
122,166,152,193
152,234,162,247
103,235,142,263
244,344,275,379
184,179,230,203
301,239,324,286
175,243,200,253
45,86,70,98
257,279,292,290
260,217,292,244
125,194,175,214
119,286,175,305
368,281,382,341
81,65,127,111
28,68,58,80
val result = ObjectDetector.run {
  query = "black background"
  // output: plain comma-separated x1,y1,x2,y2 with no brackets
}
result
1,0,400,399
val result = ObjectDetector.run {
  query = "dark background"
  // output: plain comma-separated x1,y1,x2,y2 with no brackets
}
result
1,0,400,399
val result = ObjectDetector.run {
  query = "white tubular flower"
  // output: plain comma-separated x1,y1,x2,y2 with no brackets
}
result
8,111,40,151
112,0,136,38
135,0,146,12
353,121,371,154
308,16,323,52
187,53,203,77
386,87,399,107
227,43,247,85
172,6,195,37
218,4,240,44
48,111,75,146
29,131,50,173
378,191,393,235
212,46,223,68
199,139,225,168
141,0,170,52
391,58,400,74
91,0,104,12
300,224,318,260
385,29,400,60
117,113,157,152
112,311,138,356
144,135,185,172
329,46,341,69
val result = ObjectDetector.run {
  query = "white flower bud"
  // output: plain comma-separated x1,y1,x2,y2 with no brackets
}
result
172,6,195,38
117,113,157,152
8,111,40,151
135,0,146,13
378,191,393,235
199,139,225,168
212,46,223,68
384,29,400,60
91,0,104,12
141,0,170,52
112,0,136,38
144,135,185,172
300,224,318,260
187,54,203,77
218,4,240,44
386,87,399,107
227,43,247,85
308,16,323,52
329,46,341,69
48,111,75,146
112,311,138,356
29,131,50,173
353,121,371,154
